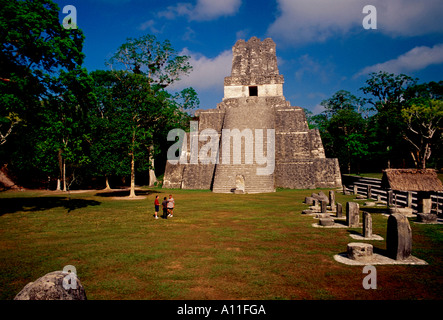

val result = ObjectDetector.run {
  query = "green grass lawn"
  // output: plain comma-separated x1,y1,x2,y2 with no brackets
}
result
1,187,442,300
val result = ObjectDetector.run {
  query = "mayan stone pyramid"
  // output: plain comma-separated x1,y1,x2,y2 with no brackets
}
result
163,37,342,193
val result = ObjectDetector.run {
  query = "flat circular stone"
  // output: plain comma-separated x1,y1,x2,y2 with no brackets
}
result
319,218,335,226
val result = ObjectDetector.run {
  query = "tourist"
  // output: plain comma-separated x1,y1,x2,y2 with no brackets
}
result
154,195,160,219
167,194,175,217
162,197,168,219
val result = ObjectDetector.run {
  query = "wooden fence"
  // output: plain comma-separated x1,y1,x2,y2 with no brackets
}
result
341,175,443,216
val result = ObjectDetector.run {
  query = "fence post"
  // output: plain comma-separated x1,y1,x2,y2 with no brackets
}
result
407,192,413,208
387,190,394,206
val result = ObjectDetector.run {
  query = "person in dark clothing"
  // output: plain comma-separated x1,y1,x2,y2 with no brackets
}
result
161,197,168,219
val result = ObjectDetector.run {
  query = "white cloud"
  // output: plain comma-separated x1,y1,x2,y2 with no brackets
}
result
171,49,233,91
355,43,443,77
138,20,161,33
376,0,443,36
182,27,197,41
268,0,443,45
159,0,241,21
312,104,326,115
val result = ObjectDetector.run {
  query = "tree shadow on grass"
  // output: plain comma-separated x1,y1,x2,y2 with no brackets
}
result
346,229,361,236
95,189,156,198
360,207,389,214
0,197,101,216
333,219,348,227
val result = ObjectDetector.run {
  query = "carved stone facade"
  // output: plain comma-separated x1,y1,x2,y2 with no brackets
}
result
163,37,342,193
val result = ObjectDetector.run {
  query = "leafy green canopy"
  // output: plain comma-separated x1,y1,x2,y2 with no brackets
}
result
0,0,85,147
311,72,442,172
85,35,198,190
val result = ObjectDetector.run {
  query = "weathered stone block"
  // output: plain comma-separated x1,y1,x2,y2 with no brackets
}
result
346,202,360,227
418,198,432,214
387,213,412,260
363,211,372,238
416,213,438,223
235,174,245,193
347,242,373,261
14,271,87,300
312,192,328,202
319,218,335,226
304,197,315,205
336,203,343,218
328,190,335,206
389,207,413,215
320,200,327,213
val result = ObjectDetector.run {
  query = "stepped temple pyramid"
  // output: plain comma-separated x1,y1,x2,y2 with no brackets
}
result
163,37,342,193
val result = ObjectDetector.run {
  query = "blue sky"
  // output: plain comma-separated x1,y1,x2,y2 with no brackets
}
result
54,0,443,114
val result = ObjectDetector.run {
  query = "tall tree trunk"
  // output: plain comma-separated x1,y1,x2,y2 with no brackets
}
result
57,149,63,191
130,152,136,197
63,161,67,192
386,125,391,169
148,144,157,186
347,147,351,174
420,142,431,169
105,176,111,190
129,131,136,197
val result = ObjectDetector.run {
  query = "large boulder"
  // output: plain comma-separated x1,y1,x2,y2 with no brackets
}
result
312,192,328,202
14,270,87,300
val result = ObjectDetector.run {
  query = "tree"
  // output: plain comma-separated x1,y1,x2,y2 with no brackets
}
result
0,0,84,149
105,35,195,197
313,90,370,174
87,70,128,189
321,90,368,117
326,109,369,174
401,99,443,169
402,81,443,169
360,71,417,168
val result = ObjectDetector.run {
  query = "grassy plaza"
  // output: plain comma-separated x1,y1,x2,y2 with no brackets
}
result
1,187,442,300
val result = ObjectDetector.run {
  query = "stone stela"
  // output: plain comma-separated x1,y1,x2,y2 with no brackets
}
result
163,37,342,193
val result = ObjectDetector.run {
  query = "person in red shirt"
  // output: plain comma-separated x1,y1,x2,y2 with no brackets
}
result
154,195,160,219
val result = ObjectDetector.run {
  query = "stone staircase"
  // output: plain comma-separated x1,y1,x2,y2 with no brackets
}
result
212,97,276,193
212,164,275,193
